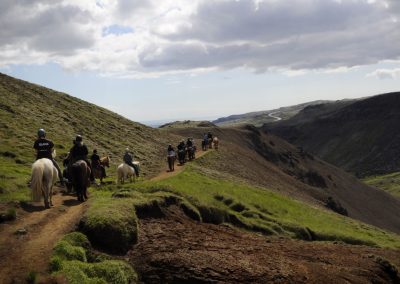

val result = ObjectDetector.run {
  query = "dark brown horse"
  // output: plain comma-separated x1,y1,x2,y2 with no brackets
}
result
70,160,90,201
92,155,110,183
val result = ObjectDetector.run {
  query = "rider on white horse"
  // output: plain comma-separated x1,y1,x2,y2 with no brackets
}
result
33,128,64,186
123,148,139,177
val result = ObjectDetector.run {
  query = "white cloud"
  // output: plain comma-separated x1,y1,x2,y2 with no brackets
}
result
367,68,400,79
0,0,399,77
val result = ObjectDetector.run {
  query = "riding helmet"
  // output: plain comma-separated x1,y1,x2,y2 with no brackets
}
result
75,135,83,142
37,128,46,138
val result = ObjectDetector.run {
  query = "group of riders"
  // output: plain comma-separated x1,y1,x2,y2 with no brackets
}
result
33,128,139,187
33,128,218,186
166,132,218,172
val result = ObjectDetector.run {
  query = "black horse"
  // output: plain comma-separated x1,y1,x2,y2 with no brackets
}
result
69,160,90,201
187,146,196,161
178,149,186,165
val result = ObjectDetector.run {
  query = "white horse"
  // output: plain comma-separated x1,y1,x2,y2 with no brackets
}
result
213,137,219,150
116,162,139,184
31,158,58,208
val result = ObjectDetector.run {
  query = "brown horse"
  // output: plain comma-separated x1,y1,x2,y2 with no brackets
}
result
70,160,90,201
92,155,110,183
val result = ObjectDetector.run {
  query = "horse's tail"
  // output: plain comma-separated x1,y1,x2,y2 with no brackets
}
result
31,160,44,202
71,162,84,193
116,164,123,184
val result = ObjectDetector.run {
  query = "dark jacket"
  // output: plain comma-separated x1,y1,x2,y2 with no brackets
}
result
90,153,101,167
123,152,133,164
69,143,89,162
34,138,54,159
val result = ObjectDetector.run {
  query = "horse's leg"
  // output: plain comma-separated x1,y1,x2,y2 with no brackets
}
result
43,184,50,209
49,184,54,206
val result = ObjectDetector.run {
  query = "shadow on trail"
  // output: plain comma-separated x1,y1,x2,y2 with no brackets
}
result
20,202,46,213
62,199,83,207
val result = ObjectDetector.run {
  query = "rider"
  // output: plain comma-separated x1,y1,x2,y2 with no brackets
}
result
186,138,193,148
90,149,106,178
33,128,64,186
207,131,213,140
177,140,185,151
123,148,139,177
167,144,176,156
69,135,95,182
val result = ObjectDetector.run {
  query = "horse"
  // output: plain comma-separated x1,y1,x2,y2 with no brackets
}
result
187,146,196,161
201,139,207,151
208,137,213,149
213,137,219,150
31,158,58,209
70,160,90,202
117,163,136,184
178,149,186,165
92,155,110,184
167,154,176,172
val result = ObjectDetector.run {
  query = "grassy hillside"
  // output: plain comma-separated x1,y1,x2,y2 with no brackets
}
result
363,173,400,198
0,72,177,201
168,125,400,235
265,93,400,177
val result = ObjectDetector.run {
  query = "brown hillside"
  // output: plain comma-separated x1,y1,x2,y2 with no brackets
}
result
264,92,400,177
169,125,400,235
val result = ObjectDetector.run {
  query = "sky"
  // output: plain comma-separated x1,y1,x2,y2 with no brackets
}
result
0,0,399,125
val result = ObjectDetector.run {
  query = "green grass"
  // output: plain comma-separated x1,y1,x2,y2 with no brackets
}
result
79,191,138,254
363,172,400,198
51,232,137,284
118,165,400,248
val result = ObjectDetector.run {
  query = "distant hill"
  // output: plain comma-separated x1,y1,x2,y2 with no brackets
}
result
213,100,331,127
159,120,216,129
264,93,400,177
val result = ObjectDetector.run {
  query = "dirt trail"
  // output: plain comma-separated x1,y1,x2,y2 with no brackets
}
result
0,188,88,284
151,149,210,182
0,149,210,283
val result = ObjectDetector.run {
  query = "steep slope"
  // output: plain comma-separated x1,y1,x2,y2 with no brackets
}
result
169,125,400,235
0,72,176,200
264,92,400,177
213,100,332,127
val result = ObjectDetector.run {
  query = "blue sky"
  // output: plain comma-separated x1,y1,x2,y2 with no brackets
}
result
1,0,399,124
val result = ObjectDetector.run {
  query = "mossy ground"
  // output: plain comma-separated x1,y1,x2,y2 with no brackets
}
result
363,172,400,198
51,232,137,284
111,164,400,248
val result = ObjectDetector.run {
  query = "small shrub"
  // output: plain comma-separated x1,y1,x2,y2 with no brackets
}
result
61,232,91,250
326,197,348,216
53,241,87,262
26,271,37,284
0,208,17,223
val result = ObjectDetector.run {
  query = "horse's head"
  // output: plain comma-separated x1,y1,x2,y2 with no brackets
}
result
101,155,110,167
